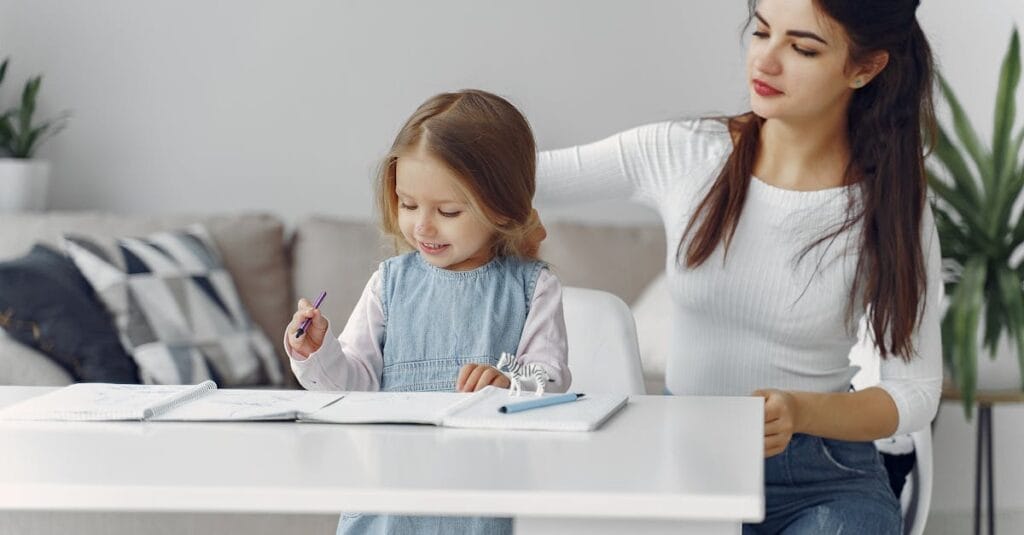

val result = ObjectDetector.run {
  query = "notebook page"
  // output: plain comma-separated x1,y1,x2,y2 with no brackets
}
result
441,386,628,432
0,381,215,421
300,391,469,425
151,389,343,421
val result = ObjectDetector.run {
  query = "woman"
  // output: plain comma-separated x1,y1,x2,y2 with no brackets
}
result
536,0,941,532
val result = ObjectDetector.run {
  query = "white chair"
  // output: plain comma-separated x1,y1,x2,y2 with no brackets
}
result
561,286,646,395
849,337,932,535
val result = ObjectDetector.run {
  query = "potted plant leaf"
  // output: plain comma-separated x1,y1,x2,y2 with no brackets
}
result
0,56,69,212
927,27,1024,416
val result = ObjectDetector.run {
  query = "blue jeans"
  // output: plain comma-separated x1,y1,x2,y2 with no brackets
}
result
743,433,902,534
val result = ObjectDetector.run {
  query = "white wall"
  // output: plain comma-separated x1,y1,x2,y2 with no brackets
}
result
3,0,1024,522
0,0,753,224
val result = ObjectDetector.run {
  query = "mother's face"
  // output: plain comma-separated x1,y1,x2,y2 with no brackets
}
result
746,0,862,124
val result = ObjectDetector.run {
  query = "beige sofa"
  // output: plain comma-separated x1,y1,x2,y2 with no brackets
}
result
0,211,665,534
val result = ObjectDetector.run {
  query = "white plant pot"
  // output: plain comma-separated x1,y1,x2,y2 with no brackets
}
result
0,159,50,212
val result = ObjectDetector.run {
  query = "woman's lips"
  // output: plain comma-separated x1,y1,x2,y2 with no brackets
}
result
753,80,783,96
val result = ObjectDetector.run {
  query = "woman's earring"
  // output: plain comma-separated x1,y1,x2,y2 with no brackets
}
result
853,78,864,88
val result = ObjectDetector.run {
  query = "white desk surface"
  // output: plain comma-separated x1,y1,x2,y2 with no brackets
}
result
0,386,763,523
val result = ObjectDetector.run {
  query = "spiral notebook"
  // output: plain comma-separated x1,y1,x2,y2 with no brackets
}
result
0,384,626,431
0,381,344,422
300,386,628,432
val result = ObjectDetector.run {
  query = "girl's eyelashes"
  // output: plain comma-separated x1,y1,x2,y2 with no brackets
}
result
752,30,768,39
398,202,460,218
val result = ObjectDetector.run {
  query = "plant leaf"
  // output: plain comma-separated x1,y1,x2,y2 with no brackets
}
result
928,173,997,251
993,29,1021,181
939,74,993,194
996,267,1024,390
948,256,987,417
20,124,48,159
929,124,982,208
932,205,972,264
995,127,1024,238
983,283,1004,357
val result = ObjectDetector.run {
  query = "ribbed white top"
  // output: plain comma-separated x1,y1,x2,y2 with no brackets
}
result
537,118,943,435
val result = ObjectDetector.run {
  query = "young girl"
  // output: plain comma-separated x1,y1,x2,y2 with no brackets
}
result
534,0,940,533
285,89,570,535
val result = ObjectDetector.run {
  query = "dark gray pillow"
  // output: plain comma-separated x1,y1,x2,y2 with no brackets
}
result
0,244,139,383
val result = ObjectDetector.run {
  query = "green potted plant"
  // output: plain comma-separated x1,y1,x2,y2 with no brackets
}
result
927,27,1023,416
0,56,68,212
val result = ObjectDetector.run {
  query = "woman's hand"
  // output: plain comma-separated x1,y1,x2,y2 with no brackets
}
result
286,298,328,360
456,364,511,392
753,388,802,457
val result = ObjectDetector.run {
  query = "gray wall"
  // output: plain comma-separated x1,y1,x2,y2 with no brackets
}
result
2,0,1024,522
2,0,753,224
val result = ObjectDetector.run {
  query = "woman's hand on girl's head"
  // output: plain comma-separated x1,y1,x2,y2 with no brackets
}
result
286,298,328,360
753,388,801,458
456,363,511,392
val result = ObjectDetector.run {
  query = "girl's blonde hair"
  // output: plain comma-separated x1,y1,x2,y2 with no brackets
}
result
376,89,541,259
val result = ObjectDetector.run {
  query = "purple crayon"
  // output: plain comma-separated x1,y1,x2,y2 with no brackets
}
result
295,290,327,338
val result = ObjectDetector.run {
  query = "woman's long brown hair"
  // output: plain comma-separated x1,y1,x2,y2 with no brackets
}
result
680,0,935,361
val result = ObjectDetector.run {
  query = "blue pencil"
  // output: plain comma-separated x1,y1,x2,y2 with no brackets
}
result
499,392,585,414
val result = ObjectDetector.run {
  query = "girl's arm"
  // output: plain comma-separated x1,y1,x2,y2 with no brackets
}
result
515,268,571,393
285,271,385,392
536,119,727,210
769,208,944,443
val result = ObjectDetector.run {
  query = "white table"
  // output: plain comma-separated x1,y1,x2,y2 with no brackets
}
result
0,387,763,534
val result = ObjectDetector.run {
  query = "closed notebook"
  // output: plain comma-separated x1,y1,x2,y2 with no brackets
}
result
0,381,343,421
301,385,628,432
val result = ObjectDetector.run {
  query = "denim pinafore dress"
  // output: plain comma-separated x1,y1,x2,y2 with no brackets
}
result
338,252,544,535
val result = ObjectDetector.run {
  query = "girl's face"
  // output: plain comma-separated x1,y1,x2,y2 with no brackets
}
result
747,0,863,123
395,147,496,271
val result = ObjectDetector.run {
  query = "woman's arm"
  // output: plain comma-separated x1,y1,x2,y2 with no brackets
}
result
515,268,571,393
869,206,945,435
537,119,721,209
762,208,944,449
286,271,386,392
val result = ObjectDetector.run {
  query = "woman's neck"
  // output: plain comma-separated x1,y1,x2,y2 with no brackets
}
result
753,113,851,192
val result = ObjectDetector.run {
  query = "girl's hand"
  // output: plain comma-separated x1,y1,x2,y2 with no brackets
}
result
753,389,801,458
456,364,511,392
286,298,328,360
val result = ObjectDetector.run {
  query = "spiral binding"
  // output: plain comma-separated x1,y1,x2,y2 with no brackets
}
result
496,352,549,396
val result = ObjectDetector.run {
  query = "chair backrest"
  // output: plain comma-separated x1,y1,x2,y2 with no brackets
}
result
561,286,646,395
849,328,932,535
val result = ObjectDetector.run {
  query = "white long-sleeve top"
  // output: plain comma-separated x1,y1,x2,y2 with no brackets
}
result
286,267,571,394
537,118,942,436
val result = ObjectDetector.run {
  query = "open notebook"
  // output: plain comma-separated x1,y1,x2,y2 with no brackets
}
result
0,381,343,422
0,384,627,431
301,386,628,432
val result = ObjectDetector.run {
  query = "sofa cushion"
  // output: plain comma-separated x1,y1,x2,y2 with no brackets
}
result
539,222,665,305
63,225,282,386
290,216,390,331
0,244,138,383
0,212,294,386
0,330,75,386
631,272,670,394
